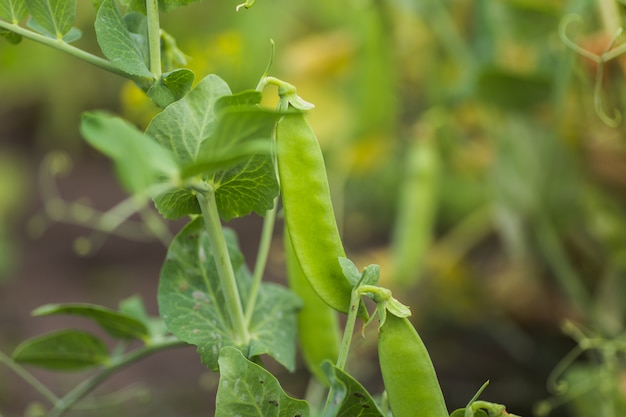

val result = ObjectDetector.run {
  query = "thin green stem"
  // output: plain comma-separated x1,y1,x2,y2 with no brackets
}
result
0,20,150,83
196,191,250,345
244,201,278,325
145,0,162,78
335,288,361,370
0,351,59,404
46,337,186,417
322,288,361,416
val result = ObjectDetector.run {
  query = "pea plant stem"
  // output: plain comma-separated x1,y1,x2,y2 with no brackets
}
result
0,351,59,404
196,191,251,345
0,20,149,83
145,0,162,78
322,287,362,415
244,201,278,325
46,337,186,417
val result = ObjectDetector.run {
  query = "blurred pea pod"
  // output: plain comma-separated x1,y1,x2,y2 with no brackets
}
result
284,230,341,385
390,112,443,286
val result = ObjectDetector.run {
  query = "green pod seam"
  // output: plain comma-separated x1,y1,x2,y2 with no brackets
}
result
284,229,341,384
276,112,355,316
378,314,448,417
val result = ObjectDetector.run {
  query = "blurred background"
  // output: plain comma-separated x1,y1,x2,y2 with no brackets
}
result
1,0,626,416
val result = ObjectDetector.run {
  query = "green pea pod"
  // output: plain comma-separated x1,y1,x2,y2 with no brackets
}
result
276,112,358,317
378,314,448,417
284,230,341,384
391,132,440,287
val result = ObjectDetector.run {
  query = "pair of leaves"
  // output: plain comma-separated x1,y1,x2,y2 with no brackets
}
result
12,296,161,371
214,348,384,417
80,74,280,222
158,218,301,372
95,0,195,101
0,0,80,42
95,0,152,79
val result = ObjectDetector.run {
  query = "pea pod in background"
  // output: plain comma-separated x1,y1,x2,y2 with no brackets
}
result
390,115,442,287
276,111,362,317
378,313,448,417
284,230,341,384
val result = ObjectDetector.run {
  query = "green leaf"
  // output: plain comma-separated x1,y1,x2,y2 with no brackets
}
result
215,90,262,113
146,74,229,219
248,282,300,371
212,154,278,221
147,81,279,221
12,330,109,371
188,108,281,220
95,0,152,78
158,218,299,371
146,74,231,165
321,361,385,417
0,0,28,23
146,68,195,108
80,111,179,195
33,303,149,341
153,188,200,219
24,0,74,38
215,346,310,417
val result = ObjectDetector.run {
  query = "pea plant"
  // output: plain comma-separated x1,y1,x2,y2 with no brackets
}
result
0,0,521,416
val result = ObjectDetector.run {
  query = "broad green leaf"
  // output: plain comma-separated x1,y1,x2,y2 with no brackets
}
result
146,68,195,108
248,282,300,371
215,346,310,417
196,109,278,172
26,15,80,41
123,11,148,57
177,109,280,221
212,153,278,221
0,0,27,23
158,218,299,371
146,74,229,219
24,0,74,38
148,91,279,221
33,303,149,341
153,188,200,219
321,361,384,417
80,111,178,194
95,0,152,79
146,74,231,165
12,330,109,370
